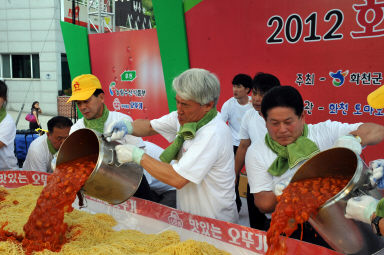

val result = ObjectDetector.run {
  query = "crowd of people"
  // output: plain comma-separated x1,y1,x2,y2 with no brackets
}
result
1,67,384,248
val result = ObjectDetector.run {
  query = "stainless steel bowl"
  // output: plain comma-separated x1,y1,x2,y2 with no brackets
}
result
290,147,384,255
56,128,143,205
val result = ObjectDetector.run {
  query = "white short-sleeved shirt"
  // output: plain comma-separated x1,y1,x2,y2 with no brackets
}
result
70,111,144,147
239,108,267,144
23,134,53,173
150,111,239,223
220,97,253,146
0,114,18,170
246,120,362,195
142,141,175,195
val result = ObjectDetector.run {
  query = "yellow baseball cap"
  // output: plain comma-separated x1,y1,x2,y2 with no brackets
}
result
367,85,384,109
67,74,102,102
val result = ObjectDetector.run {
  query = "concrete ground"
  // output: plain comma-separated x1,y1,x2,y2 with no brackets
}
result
8,109,56,131
239,197,250,227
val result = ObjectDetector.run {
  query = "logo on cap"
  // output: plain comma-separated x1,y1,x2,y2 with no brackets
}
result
73,82,81,91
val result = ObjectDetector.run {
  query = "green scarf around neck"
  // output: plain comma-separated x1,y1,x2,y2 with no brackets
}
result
83,104,109,134
160,108,217,163
46,136,57,155
376,198,384,217
265,124,320,176
0,107,6,123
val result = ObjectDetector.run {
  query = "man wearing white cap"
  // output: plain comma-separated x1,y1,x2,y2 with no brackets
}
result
67,74,155,201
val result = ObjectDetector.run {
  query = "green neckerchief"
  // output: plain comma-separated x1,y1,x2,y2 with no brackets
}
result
160,108,217,163
376,198,384,217
266,124,320,176
83,104,109,134
46,136,57,155
0,107,6,123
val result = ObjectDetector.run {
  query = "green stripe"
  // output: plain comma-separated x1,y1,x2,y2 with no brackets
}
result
184,0,203,12
60,22,91,78
153,0,190,112
376,198,384,217
60,21,91,118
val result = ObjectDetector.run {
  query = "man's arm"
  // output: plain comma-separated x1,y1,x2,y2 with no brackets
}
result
234,139,251,180
132,119,158,137
220,100,229,122
140,154,189,189
32,110,41,127
350,123,384,146
0,141,5,149
245,143,277,212
253,191,278,213
371,212,384,236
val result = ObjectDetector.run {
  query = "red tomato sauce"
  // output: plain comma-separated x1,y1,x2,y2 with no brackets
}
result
0,222,23,243
266,176,349,255
0,189,8,202
0,154,97,254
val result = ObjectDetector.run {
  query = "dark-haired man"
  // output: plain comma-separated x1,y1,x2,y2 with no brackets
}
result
221,73,253,212
246,85,384,244
221,74,253,153
67,74,154,202
235,73,281,175
235,72,280,230
67,74,135,138
23,116,73,173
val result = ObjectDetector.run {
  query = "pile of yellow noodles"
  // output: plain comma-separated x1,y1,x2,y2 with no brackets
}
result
0,185,229,255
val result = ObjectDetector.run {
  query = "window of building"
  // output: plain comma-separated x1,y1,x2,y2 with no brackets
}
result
60,53,71,96
0,54,40,79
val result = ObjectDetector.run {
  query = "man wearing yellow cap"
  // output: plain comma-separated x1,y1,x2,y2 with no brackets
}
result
67,74,137,137
67,74,154,201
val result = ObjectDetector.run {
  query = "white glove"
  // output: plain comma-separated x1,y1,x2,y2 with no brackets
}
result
115,144,144,165
274,180,290,196
369,159,384,188
104,119,133,142
334,135,362,155
345,195,379,224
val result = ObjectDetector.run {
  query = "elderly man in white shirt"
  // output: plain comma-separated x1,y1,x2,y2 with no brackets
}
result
105,68,239,223
142,141,176,208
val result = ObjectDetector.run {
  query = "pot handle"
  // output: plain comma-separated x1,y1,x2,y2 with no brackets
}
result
76,189,87,209
109,148,123,167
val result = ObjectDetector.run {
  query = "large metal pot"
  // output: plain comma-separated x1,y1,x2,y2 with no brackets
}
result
56,128,143,205
290,147,384,255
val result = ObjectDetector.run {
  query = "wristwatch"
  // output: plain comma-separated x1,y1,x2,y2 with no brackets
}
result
371,215,382,236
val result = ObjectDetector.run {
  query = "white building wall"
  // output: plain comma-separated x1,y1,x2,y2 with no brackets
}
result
0,0,65,115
